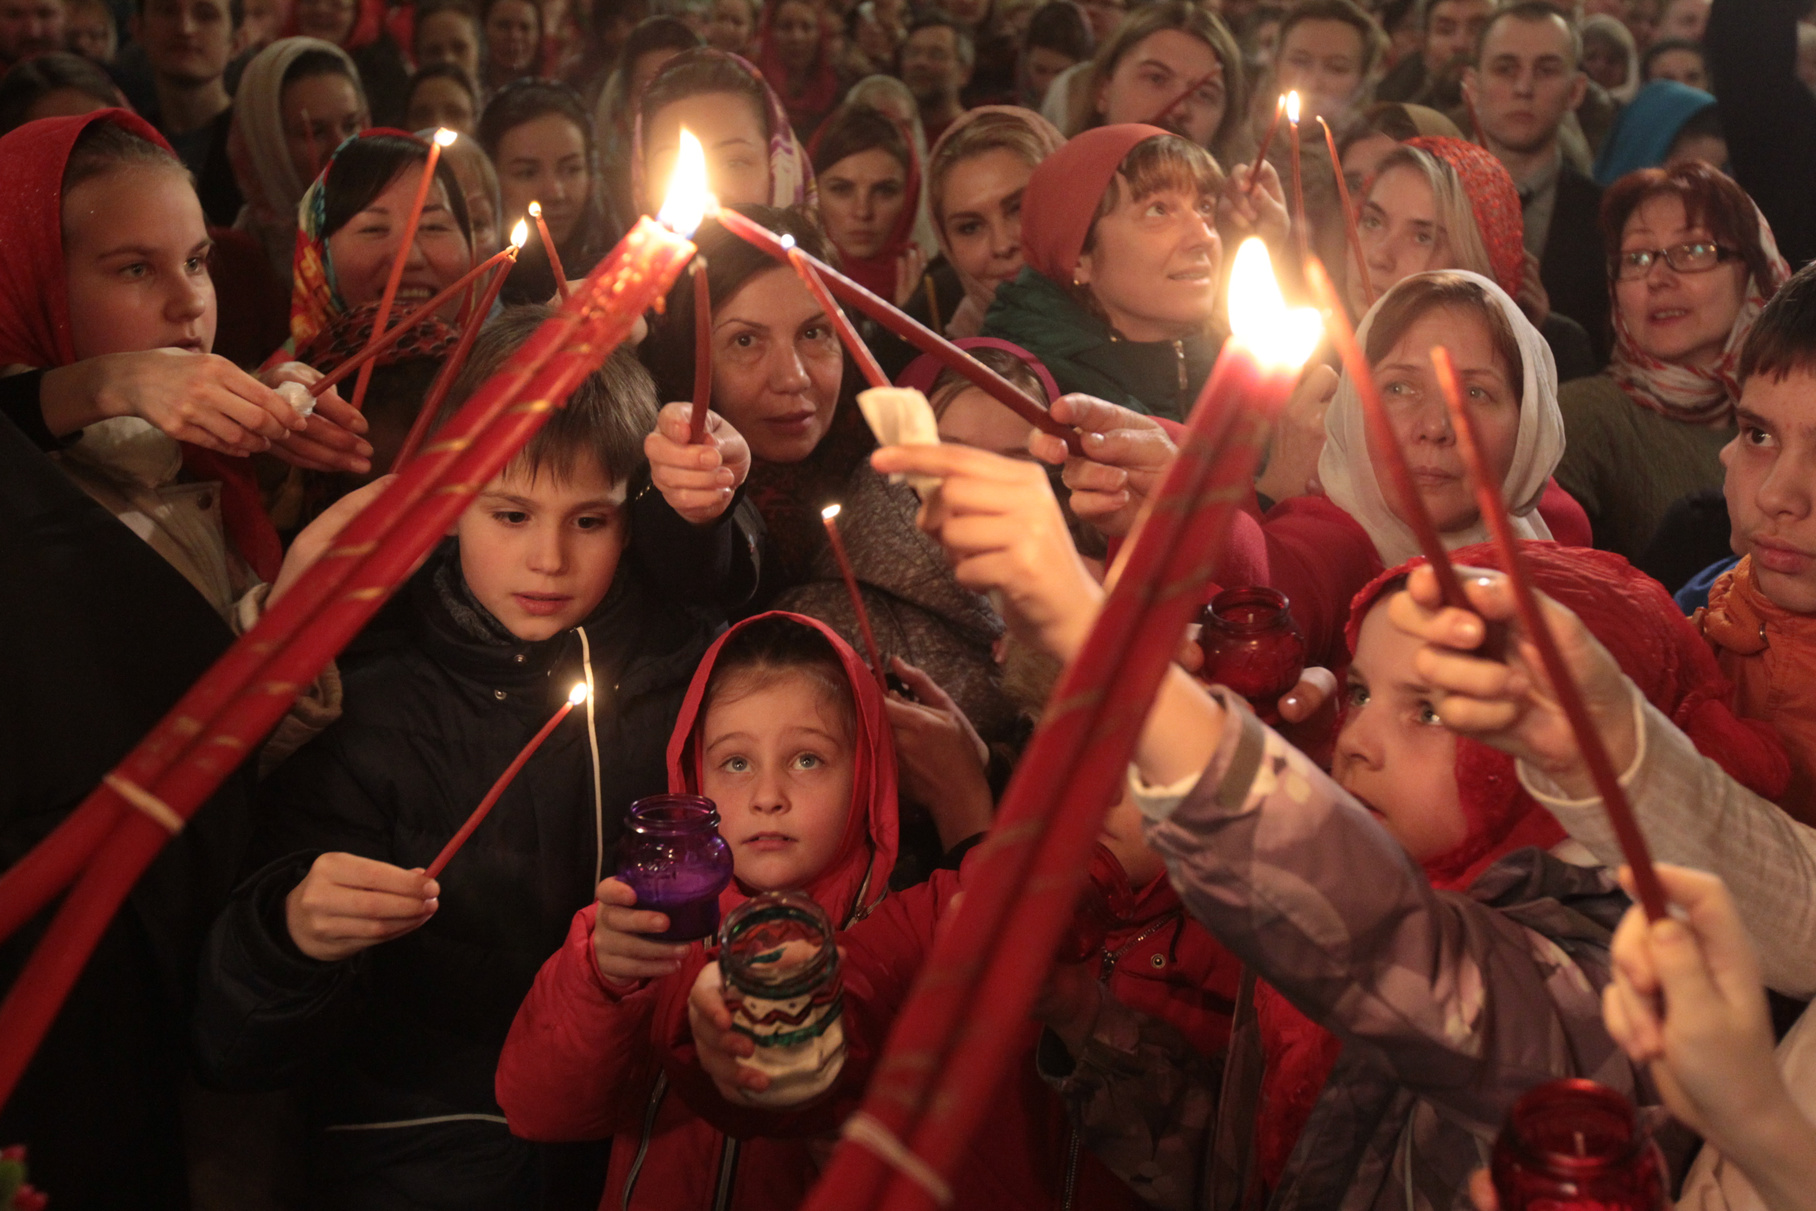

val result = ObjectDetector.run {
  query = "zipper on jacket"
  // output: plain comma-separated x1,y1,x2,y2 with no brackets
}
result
713,1135,742,1211
621,1072,668,1209
1175,340,1187,398
1060,1126,1081,1211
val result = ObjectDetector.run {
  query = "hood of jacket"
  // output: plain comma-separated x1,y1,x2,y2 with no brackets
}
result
665,611,899,929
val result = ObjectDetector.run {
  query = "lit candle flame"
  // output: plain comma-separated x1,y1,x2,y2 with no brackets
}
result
821,503,842,521
527,200,542,218
1285,90,1301,124
509,219,529,249
434,127,458,147
568,682,591,706
1228,238,1322,371
657,128,715,237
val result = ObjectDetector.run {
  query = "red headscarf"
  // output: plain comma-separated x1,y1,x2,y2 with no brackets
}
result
1255,541,1791,1186
0,109,173,370
808,115,924,302
1405,135,1526,300
893,336,1061,404
665,611,900,928
756,0,841,138
1020,123,1170,286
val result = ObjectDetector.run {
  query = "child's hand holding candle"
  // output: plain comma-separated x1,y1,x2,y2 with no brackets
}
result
1387,562,1641,798
644,400,752,525
590,877,693,986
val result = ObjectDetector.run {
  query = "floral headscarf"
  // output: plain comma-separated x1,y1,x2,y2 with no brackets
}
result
630,49,818,216
1405,135,1525,299
1607,192,1790,426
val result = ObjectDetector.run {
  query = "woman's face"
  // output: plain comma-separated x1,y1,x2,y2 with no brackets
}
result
406,75,476,135
1340,129,1395,197
325,166,473,318
1097,30,1226,149
819,147,908,261
706,0,754,53
1354,164,1453,314
645,92,769,208
1022,44,1077,104
485,0,540,76
710,265,843,463
1614,193,1749,369
1074,172,1221,343
1581,36,1628,92
496,113,590,244
282,72,367,184
294,0,355,43
1334,602,1468,864
627,46,685,106
63,164,217,359
416,9,481,79
1363,303,1521,533
771,0,821,73
1275,17,1367,121
937,146,1034,311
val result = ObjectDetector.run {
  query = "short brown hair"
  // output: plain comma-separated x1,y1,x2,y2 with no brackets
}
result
1278,0,1389,80
438,305,659,487
1364,271,1524,399
1600,161,1778,295
1084,133,1224,252
1738,261,1816,388
1077,0,1248,157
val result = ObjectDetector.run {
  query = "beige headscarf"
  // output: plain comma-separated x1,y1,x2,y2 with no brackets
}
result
1318,270,1565,568
228,37,365,283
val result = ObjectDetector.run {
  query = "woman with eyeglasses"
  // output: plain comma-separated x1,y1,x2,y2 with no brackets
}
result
1555,161,1790,559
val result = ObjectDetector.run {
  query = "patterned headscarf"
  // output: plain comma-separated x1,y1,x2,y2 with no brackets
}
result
294,299,461,374
755,0,841,137
1405,135,1525,299
629,49,817,217
1607,193,1790,426
227,38,366,284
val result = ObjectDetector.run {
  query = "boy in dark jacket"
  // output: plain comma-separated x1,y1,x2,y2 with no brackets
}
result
192,314,729,1211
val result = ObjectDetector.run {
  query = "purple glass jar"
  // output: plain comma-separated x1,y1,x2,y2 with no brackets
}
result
616,794,734,942
1491,1080,1669,1211
1196,586,1307,722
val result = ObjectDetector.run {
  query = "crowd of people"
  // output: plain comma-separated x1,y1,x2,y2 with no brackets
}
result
1,0,1815,1206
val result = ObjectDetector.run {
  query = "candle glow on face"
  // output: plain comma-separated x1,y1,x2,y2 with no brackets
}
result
1227,238,1322,370
656,128,715,238
1285,90,1301,124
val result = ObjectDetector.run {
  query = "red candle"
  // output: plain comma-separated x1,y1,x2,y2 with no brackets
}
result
1318,116,1374,309
428,684,589,877
798,241,1323,1211
1303,259,1472,610
1464,86,1486,146
821,505,888,692
530,200,570,301
0,214,702,1111
351,127,457,412
1149,70,1214,128
1430,345,1667,921
1286,91,1308,274
712,206,1083,455
1244,93,1287,200
690,256,713,443
788,246,890,390
309,241,524,398
392,229,526,468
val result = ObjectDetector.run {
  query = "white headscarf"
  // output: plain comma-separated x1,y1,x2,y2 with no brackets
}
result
228,37,365,281
1317,270,1565,569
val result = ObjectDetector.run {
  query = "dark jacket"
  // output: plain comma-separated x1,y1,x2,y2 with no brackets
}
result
981,267,1221,422
1538,161,1611,365
192,546,717,1210
1708,0,1816,269
0,410,255,1211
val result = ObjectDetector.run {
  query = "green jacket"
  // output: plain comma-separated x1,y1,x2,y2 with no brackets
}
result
980,268,1221,422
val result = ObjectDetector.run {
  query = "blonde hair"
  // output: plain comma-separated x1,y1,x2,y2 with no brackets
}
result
927,110,1057,230
1369,143,1495,284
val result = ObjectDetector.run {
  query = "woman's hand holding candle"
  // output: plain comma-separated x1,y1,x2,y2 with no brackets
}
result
874,443,1101,663
884,658,995,851
259,360,375,474
645,401,751,525
1028,394,1178,540
1387,562,1640,798
283,852,439,963
1218,158,1290,257
590,877,690,986
1254,363,1338,504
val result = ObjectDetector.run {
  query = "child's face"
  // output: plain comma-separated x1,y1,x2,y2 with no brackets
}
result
63,163,216,360
1333,601,1469,863
1724,368,1816,612
325,166,472,321
701,669,856,894
455,457,629,641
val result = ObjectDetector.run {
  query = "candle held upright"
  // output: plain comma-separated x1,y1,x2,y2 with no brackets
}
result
352,127,458,411
530,200,570,300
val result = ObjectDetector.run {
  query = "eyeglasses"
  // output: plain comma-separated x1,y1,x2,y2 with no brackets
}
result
1614,241,1740,280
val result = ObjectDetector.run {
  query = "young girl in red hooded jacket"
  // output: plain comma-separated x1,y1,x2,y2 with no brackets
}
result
497,611,1240,1210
